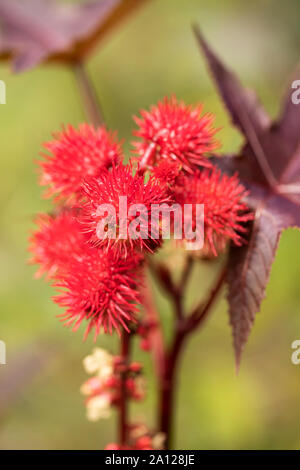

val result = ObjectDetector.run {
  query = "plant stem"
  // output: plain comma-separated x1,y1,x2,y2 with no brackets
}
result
186,265,227,332
157,263,226,449
119,331,131,447
137,142,156,175
73,61,104,126
140,276,165,380
179,255,194,293
159,325,185,449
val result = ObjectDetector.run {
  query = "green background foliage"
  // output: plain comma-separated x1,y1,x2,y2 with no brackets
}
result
1,0,300,449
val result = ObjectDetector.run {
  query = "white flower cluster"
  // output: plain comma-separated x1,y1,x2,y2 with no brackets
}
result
81,348,114,422
83,347,114,379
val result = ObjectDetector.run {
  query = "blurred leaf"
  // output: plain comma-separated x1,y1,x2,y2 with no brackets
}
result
0,341,57,421
194,24,300,368
0,0,149,72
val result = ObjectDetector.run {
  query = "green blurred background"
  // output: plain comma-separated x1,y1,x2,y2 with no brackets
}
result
1,0,300,450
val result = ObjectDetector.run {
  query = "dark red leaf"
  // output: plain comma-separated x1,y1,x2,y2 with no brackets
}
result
0,0,149,72
194,25,300,367
228,209,281,370
273,66,300,162
192,26,271,136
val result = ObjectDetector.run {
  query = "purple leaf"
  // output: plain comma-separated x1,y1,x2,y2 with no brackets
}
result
194,25,300,367
227,209,281,370
193,26,271,136
0,0,149,72
274,66,300,160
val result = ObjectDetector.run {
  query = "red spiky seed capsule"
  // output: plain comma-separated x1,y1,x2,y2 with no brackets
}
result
54,248,142,338
175,167,253,256
28,209,87,279
133,96,219,173
39,124,123,201
79,163,169,255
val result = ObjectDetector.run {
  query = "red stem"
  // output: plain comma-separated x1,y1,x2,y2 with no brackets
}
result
186,266,227,332
159,324,185,449
140,277,165,380
157,263,226,449
137,142,156,175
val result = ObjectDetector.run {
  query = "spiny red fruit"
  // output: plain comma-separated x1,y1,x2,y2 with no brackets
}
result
29,209,142,337
80,163,169,255
28,210,87,279
54,248,142,338
39,124,122,201
175,168,253,256
133,96,219,173
105,436,154,450
152,159,181,185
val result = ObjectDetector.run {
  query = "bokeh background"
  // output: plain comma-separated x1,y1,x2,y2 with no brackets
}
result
1,0,300,450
